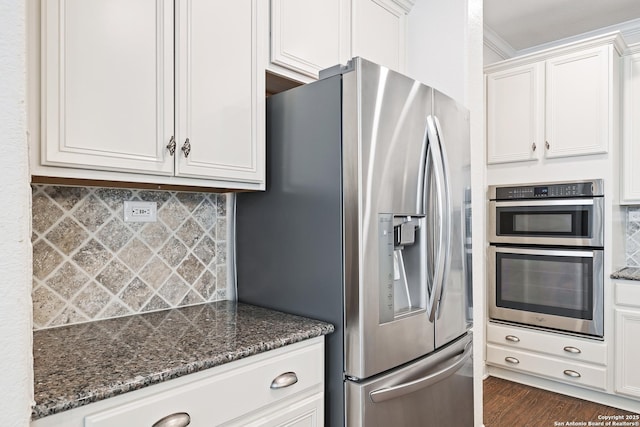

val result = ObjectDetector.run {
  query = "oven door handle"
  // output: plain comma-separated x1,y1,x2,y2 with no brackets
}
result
493,199,594,207
492,246,597,258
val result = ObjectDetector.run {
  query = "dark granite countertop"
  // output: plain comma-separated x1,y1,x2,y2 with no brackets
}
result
611,267,640,281
32,301,334,420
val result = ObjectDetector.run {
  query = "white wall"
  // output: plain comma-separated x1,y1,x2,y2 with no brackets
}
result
0,0,34,425
407,0,467,102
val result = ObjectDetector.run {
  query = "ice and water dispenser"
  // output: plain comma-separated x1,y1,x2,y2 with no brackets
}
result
379,214,427,323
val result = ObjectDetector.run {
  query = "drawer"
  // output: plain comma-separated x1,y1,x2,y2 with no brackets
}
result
615,281,640,308
487,322,607,365
84,340,324,427
487,343,606,391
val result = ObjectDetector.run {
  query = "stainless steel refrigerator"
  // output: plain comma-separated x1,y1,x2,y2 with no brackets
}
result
236,58,473,427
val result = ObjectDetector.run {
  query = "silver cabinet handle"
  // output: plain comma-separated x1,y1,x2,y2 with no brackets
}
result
166,136,176,156
270,372,298,389
181,138,191,158
505,357,519,365
563,369,581,378
532,142,536,152
563,346,581,354
152,412,191,427
505,335,520,343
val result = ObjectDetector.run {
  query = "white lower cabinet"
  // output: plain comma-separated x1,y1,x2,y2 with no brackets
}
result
486,322,607,391
31,338,324,427
614,282,640,399
224,392,323,427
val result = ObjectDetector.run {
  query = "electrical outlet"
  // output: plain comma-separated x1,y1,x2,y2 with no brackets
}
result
124,201,157,223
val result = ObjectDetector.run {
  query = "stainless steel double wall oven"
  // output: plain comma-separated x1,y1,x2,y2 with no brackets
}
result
488,180,604,338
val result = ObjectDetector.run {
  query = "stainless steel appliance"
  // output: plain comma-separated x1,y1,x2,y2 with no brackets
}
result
488,180,604,338
489,180,604,247
235,58,473,426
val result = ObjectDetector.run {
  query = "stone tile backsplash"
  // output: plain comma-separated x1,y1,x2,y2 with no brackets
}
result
626,207,640,266
32,185,229,329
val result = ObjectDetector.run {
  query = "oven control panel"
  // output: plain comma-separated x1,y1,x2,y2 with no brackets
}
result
492,180,603,200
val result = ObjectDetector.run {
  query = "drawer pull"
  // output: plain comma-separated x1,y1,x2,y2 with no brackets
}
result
563,346,581,354
505,357,520,365
563,369,581,378
270,371,298,389
152,412,191,427
505,335,520,343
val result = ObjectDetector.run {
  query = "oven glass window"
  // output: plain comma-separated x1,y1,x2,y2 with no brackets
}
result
497,205,591,237
496,252,592,319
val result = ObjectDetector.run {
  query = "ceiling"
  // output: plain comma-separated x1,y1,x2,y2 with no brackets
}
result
484,0,640,52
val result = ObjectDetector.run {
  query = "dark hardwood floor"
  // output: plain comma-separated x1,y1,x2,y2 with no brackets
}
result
484,376,640,427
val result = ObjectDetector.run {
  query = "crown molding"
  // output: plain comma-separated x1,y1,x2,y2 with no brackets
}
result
484,32,627,73
516,17,640,56
483,24,517,61
388,0,415,13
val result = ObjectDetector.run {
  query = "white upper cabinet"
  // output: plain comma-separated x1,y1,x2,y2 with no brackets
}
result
175,0,264,184
545,46,611,158
351,0,409,73
485,36,620,166
486,63,543,164
41,0,175,175
36,0,265,190
268,0,350,80
621,52,640,204
266,0,413,83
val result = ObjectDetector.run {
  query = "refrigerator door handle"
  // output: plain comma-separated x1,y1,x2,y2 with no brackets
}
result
432,115,453,320
368,342,472,404
425,115,451,322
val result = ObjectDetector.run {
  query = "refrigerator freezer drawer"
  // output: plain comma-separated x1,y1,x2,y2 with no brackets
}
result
345,333,473,427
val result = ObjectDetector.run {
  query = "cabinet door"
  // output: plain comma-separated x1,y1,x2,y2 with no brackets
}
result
42,0,174,175
175,0,265,185
224,393,323,427
270,0,350,79
615,309,640,398
622,53,640,203
545,46,610,158
486,63,544,164
351,0,407,73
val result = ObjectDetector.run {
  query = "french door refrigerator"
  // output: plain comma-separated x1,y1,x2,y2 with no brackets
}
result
236,58,473,427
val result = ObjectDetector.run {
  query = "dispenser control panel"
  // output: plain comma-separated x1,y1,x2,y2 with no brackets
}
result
378,214,395,324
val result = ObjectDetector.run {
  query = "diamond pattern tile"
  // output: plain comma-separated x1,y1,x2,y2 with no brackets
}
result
31,184,229,329
96,218,133,252
72,195,112,232
176,218,205,248
140,222,171,249
627,208,640,267
45,217,88,255
32,191,64,235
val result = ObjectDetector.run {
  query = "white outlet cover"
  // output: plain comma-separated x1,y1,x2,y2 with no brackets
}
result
629,210,640,222
124,201,157,223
